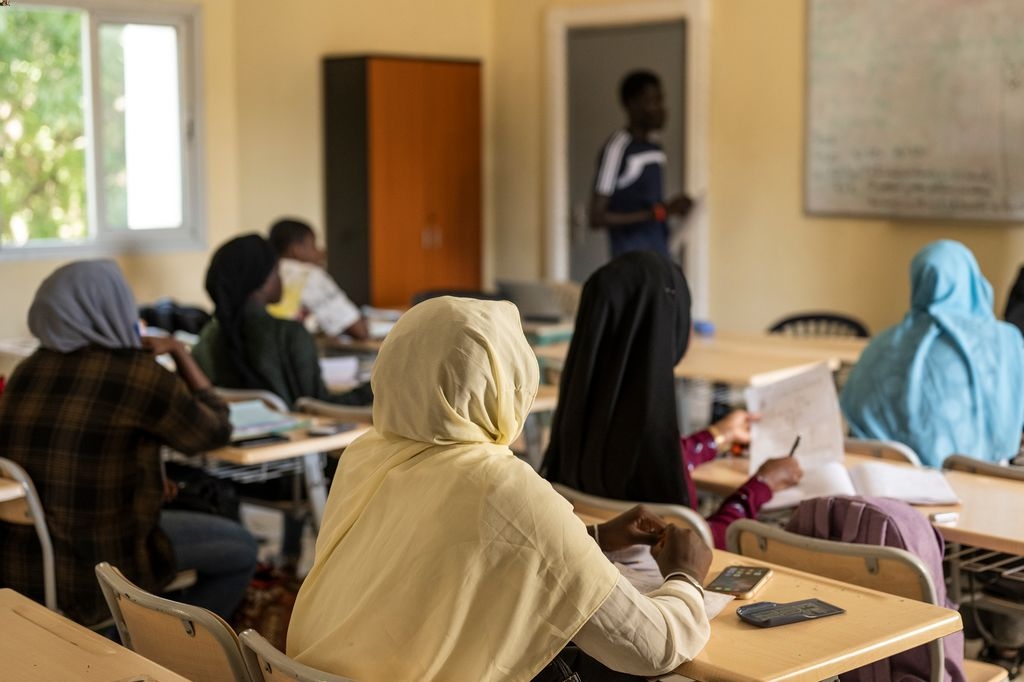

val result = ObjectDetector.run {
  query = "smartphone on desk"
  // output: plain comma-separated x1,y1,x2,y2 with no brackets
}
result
706,565,772,599
736,598,845,628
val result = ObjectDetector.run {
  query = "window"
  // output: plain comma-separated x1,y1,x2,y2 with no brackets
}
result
0,0,204,256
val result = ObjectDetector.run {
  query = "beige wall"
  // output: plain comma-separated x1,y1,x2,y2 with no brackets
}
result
489,0,1024,334
708,0,1024,333
233,0,494,281
7,0,1024,339
0,0,240,338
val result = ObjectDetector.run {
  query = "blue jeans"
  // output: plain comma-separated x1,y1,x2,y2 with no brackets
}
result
159,510,258,621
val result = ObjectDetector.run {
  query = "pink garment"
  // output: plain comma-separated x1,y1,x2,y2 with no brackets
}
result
681,431,772,549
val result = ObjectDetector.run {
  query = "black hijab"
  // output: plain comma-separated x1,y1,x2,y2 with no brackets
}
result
543,251,692,505
1005,266,1024,337
204,233,278,389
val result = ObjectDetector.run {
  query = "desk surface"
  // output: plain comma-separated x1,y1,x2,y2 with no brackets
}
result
0,588,190,681
209,422,372,465
691,454,1024,556
709,330,867,365
535,340,839,386
0,478,25,503
671,550,960,682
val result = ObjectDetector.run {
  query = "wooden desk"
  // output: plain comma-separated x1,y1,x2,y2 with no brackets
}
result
691,454,1024,556
0,588,189,681
534,340,839,386
669,550,961,682
206,423,371,529
0,478,25,503
710,330,867,365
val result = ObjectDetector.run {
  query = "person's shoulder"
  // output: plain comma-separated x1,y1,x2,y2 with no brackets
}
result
599,128,631,150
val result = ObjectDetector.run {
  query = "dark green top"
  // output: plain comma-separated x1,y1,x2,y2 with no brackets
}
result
193,301,335,409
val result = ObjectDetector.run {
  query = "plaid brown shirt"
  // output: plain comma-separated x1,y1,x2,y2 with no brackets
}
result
0,347,231,624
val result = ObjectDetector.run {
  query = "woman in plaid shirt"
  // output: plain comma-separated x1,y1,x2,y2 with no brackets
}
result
0,260,257,626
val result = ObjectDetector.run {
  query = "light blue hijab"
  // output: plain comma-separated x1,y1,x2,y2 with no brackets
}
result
841,240,1024,467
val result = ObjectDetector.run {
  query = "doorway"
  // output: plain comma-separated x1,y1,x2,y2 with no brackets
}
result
567,21,686,283
544,0,710,316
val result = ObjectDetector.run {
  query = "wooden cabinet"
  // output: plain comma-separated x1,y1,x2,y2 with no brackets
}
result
322,56,481,308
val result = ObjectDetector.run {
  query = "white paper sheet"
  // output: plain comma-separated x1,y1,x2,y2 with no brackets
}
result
606,546,734,620
744,362,845,474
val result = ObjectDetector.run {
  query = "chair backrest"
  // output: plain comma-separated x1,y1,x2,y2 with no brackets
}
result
95,562,249,682
215,387,290,413
845,437,922,465
239,629,354,682
0,457,57,611
768,312,870,338
551,482,713,547
295,397,373,424
942,454,1024,482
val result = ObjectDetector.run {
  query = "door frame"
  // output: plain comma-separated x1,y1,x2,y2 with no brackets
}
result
544,0,711,317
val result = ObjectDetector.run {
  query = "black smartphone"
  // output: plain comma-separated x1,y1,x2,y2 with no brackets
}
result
232,433,290,448
736,599,845,628
706,565,773,599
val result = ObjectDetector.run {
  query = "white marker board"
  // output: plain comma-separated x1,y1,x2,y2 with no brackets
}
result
805,0,1024,221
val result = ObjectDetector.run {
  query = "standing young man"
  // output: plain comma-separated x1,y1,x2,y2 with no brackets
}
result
590,70,694,259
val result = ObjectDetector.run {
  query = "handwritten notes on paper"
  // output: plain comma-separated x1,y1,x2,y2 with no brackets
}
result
806,0,1024,221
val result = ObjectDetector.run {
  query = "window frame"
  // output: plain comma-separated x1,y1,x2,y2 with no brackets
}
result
0,0,206,259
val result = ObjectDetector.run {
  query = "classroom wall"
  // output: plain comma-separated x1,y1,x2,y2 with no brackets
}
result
708,0,1024,334
0,0,241,338
233,0,494,288
489,0,1024,334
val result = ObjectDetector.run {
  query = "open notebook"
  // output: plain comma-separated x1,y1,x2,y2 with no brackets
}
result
761,460,959,511
744,363,958,510
228,400,305,441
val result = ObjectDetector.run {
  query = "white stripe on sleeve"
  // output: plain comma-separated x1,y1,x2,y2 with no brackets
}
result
595,131,630,196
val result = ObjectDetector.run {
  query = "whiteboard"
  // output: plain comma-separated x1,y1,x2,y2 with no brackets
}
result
805,0,1024,221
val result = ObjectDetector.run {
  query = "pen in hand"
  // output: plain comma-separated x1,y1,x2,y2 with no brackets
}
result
787,435,802,457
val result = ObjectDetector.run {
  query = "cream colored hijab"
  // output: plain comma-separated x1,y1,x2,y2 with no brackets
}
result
287,297,619,681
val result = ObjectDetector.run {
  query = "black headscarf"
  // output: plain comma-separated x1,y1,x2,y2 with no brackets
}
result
543,251,692,505
204,233,279,389
1005,266,1024,337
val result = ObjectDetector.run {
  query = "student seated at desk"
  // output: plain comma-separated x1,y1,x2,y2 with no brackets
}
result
267,218,369,341
0,261,257,625
543,251,803,549
193,234,372,408
841,240,1024,468
288,297,712,681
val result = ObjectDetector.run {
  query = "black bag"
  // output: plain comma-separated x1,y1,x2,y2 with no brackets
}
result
164,462,241,521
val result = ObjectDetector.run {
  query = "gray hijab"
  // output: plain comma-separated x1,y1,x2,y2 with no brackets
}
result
28,260,141,352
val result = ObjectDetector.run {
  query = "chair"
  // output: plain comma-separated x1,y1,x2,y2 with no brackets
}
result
726,519,1007,682
845,437,922,465
768,311,870,338
215,387,290,413
0,458,196,625
0,457,56,611
295,397,373,424
942,455,1024,482
551,483,713,547
95,561,250,682
240,628,354,682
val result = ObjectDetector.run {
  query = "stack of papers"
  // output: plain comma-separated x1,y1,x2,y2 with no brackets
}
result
229,400,304,441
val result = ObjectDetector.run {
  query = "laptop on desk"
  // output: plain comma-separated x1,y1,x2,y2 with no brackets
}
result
497,280,568,323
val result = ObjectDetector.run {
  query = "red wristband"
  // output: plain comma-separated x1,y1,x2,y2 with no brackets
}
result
651,203,668,222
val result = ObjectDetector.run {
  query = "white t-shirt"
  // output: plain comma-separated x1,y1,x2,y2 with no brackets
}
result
274,258,361,337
